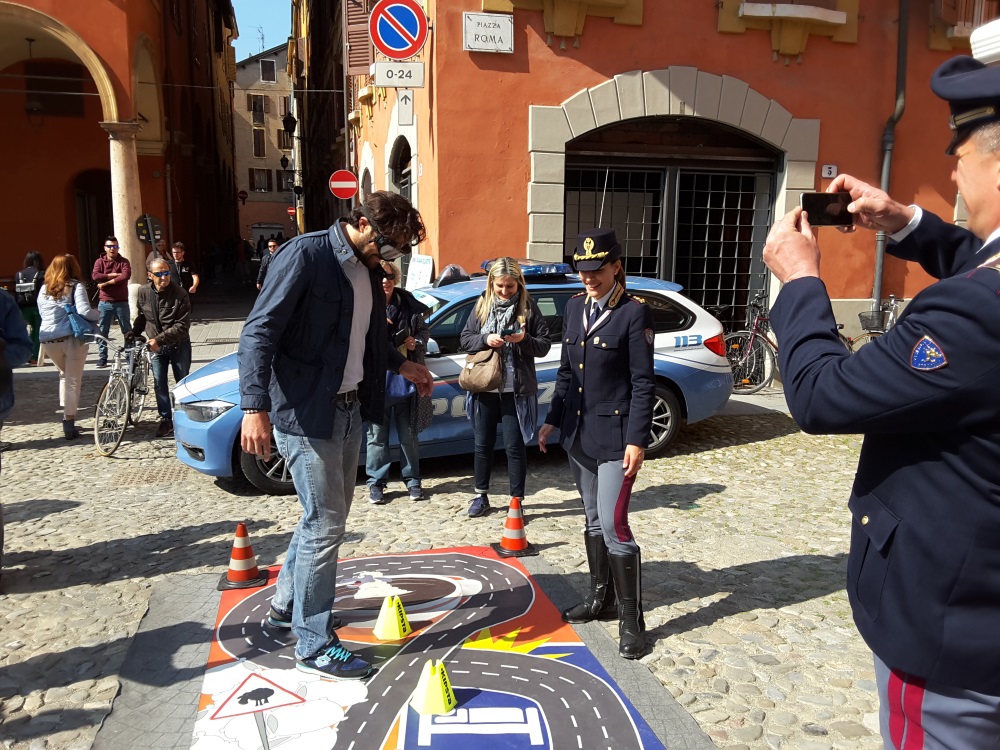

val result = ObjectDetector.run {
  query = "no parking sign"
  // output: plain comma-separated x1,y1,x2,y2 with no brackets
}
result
369,0,428,61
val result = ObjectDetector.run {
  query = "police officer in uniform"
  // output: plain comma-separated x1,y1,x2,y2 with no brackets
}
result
763,56,1000,748
539,228,655,659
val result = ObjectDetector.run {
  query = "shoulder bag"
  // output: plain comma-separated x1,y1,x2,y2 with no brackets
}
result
384,370,417,407
458,348,502,393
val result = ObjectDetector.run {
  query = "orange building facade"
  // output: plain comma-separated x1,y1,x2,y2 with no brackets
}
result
0,0,238,293
339,1,992,332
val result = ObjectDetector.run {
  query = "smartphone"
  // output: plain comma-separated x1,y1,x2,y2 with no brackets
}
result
800,192,853,226
500,324,522,337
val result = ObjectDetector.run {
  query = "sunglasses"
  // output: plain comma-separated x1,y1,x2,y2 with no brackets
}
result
361,209,409,262
150,270,171,278
105,244,119,249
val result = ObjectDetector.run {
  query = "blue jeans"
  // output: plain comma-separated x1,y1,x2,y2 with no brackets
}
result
472,391,526,497
97,301,131,362
150,339,192,420
365,398,420,488
272,400,364,659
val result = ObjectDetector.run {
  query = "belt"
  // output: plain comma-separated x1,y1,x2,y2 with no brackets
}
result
336,389,359,403
42,336,70,344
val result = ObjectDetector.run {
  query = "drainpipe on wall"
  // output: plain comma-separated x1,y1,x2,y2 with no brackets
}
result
872,0,909,309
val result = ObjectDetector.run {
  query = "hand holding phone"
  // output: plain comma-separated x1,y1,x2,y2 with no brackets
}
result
500,323,522,337
800,192,853,227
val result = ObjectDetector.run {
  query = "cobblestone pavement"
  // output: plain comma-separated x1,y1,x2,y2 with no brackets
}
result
0,298,876,750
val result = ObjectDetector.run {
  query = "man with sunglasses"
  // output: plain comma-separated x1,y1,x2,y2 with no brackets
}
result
238,191,433,681
128,258,191,438
92,236,132,368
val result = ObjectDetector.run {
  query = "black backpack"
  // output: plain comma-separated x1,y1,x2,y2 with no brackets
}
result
14,269,41,306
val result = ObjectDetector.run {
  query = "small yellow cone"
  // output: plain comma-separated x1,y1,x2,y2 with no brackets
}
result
373,595,412,641
410,659,458,716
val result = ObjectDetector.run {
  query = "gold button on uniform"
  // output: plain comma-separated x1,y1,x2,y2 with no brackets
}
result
615,410,620,415
861,515,870,525
577,410,581,415
602,343,607,348
579,364,584,369
578,387,583,393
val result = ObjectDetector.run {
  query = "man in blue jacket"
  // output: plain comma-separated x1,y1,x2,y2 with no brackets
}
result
238,191,433,681
764,56,1000,747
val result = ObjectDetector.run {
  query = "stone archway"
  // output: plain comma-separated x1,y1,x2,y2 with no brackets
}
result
525,66,819,268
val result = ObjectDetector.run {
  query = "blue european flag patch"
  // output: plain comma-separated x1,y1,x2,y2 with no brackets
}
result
911,336,948,371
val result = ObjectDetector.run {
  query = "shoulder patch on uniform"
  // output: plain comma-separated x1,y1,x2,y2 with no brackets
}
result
911,336,948,371
571,292,586,298
644,328,654,345
629,294,646,304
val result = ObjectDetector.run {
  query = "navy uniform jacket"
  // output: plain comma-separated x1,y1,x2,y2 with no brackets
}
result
546,286,655,460
771,210,1000,694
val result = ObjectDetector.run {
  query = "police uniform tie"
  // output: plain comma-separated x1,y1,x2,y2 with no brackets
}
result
587,301,601,332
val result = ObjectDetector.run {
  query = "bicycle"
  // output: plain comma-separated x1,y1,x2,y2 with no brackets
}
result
90,333,154,456
724,291,778,395
835,294,903,352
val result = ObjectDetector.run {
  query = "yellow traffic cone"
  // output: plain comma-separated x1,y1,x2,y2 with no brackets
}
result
373,594,412,640
410,659,457,715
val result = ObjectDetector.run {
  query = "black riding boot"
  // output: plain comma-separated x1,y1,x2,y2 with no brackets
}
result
62,418,79,440
608,551,646,659
562,534,616,623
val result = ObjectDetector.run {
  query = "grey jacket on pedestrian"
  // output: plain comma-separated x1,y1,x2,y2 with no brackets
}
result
131,281,191,346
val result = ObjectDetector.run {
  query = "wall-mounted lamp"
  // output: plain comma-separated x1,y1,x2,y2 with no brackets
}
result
279,154,290,170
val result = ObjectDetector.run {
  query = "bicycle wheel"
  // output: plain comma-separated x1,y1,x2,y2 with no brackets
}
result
725,332,776,395
851,331,882,351
129,355,150,425
94,375,131,456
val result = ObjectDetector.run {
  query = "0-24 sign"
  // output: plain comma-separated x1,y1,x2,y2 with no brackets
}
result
371,61,425,89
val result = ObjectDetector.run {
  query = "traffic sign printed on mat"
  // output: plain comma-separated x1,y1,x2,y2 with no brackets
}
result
369,0,429,61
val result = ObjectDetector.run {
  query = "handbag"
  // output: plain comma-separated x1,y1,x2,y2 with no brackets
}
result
385,370,417,407
63,291,99,343
458,348,502,393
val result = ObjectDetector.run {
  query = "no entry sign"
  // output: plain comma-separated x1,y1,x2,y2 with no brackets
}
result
286,206,296,217
369,0,428,61
329,170,359,200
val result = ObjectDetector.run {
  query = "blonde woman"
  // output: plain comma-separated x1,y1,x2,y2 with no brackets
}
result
459,258,551,517
37,255,98,439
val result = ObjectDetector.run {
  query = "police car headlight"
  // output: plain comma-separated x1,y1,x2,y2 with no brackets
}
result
179,400,235,422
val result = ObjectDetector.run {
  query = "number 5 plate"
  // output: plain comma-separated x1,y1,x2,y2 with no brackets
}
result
371,62,425,88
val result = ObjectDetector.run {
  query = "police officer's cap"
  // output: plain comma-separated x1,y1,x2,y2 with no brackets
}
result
931,55,1000,154
572,228,622,272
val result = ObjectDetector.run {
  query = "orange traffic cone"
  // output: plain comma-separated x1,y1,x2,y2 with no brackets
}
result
217,522,269,590
490,497,538,558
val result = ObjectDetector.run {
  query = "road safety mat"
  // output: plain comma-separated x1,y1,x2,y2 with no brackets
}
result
191,546,667,749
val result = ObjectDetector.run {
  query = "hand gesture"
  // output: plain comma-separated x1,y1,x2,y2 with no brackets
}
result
827,174,915,234
763,208,820,284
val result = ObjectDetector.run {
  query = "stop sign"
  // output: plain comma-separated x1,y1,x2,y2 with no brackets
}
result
329,170,359,200
286,206,296,217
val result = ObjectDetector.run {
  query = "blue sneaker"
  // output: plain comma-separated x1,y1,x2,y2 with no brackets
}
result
267,602,342,630
296,640,374,680
468,494,490,518
369,484,387,505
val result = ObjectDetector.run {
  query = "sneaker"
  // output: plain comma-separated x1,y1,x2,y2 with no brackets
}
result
408,483,424,501
296,640,374,680
155,419,173,438
267,603,342,630
369,484,387,505
468,494,490,518
96,359,108,369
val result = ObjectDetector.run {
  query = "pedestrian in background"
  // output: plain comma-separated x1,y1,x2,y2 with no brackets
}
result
460,257,551,518
37,255,98,440
14,251,44,364
239,190,433,681
538,229,655,660
256,238,279,290
0,288,31,454
366,261,432,504
92,236,131,368
761,54,1000,748
171,243,200,296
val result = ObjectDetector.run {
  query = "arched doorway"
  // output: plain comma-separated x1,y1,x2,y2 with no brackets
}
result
389,136,413,201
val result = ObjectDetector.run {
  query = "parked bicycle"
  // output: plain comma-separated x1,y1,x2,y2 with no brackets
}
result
724,291,778,394
90,333,154,456
836,294,903,352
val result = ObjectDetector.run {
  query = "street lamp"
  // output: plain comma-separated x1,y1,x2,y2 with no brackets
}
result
282,113,297,136
279,154,289,170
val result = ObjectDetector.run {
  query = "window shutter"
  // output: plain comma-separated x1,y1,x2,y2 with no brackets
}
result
263,96,270,113
280,96,289,116
933,0,960,24
265,170,273,192
276,170,283,190
344,0,373,77
246,93,252,111
248,168,255,191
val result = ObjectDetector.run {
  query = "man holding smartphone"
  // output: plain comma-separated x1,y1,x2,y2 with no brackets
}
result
763,55,1000,746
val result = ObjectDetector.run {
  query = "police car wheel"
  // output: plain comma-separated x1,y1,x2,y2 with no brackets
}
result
647,385,680,457
238,440,297,495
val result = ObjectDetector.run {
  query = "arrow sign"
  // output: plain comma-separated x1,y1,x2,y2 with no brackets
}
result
329,170,359,200
369,0,428,61
398,89,413,126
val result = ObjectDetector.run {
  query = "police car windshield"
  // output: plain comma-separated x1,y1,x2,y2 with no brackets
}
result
410,289,447,314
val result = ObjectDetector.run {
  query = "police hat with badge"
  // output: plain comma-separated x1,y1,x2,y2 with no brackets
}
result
931,55,1000,154
572,228,622,271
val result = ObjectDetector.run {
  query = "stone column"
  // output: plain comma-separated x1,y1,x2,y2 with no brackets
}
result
100,121,144,317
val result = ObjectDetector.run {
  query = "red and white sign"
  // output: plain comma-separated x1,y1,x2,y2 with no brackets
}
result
286,206,296,217
237,190,248,201
210,673,305,720
329,170,359,200
369,0,428,61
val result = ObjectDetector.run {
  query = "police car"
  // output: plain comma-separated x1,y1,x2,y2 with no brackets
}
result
172,262,732,494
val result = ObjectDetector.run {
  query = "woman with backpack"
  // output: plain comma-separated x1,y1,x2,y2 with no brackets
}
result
14,252,44,365
37,255,98,440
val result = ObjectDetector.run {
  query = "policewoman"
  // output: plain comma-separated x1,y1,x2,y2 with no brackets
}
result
538,228,655,659
763,56,1000,748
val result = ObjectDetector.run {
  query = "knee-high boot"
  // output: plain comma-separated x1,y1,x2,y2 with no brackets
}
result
608,551,646,659
562,533,616,623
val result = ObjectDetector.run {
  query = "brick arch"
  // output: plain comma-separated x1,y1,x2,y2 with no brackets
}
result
525,66,819,261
